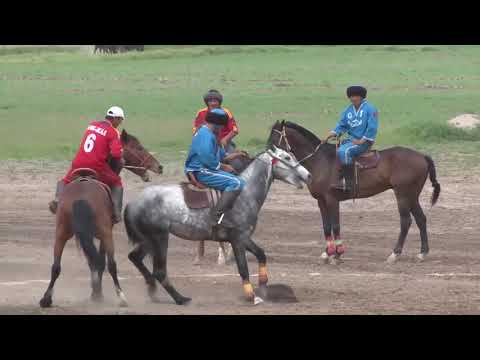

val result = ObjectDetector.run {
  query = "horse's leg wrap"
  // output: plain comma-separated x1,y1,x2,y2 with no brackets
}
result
335,238,346,255
258,263,268,286
243,281,255,301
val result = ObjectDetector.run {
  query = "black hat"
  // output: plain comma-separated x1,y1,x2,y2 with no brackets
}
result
203,89,223,105
346,86,367,98
205,108,228,126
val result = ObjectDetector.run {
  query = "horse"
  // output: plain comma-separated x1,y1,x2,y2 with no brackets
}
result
193,151,254,266
39,129,163,308
268,120,441,264
123,145,311,305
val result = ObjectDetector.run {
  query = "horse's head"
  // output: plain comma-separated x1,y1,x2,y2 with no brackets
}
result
266,144,311,189
120,129,163,182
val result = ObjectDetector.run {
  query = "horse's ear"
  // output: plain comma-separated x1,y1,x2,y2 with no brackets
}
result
280,119,286,127
121,129,128,143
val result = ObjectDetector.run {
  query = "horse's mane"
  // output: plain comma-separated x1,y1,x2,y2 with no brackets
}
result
283,121,321,147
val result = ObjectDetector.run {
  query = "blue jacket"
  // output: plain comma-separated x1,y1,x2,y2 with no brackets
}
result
332,100,379,142
185,125,226,173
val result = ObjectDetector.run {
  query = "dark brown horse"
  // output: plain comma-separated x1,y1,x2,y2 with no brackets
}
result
39,130,162,308
268,120,440,263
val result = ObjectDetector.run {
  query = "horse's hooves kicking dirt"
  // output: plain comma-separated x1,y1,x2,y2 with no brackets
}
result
255,284,299,303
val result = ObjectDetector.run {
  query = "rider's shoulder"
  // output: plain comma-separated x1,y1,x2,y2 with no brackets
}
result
223,107,234,118
196,107,208,116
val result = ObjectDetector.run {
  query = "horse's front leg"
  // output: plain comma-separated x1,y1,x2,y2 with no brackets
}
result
317,197,333,263
230,239,262,305
327,197,345,263
193,241,205,265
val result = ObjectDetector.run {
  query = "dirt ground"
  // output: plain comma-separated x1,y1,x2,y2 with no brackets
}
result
1,159,480,315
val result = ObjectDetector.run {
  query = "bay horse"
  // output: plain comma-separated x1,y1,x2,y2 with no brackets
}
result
268,120,441,263
123,145,311,305
39,129,163,308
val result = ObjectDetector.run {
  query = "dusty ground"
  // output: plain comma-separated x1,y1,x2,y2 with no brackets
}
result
1,159,480,315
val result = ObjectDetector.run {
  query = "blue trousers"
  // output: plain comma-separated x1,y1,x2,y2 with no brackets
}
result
195,169,245,192
337,140,371,165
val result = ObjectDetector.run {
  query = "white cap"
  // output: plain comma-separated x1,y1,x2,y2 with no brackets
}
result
106,106,125,119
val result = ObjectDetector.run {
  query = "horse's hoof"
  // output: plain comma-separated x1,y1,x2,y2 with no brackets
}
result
175,296,192,305
320,252,330,264
253,296,264,306
39,297,52,308
117,292,128,307
417,253,427,262
386,253,400,264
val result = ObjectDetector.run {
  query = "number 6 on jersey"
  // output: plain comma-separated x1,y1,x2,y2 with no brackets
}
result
84,133,96,153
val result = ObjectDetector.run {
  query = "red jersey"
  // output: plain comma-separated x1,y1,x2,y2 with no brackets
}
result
71,120,123,171
193,107,238,142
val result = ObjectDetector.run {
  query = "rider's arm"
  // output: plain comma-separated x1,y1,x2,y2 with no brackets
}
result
192,111,204,134
109,129,123,159
195,133,222,170
325,110,348,142
220,115,239,147
362,107,379,143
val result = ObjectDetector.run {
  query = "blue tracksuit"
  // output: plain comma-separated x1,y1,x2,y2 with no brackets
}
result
332,100,379,165
185,125,245,192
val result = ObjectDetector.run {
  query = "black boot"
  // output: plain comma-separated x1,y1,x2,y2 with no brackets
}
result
110,186,124,224
48,181,65,214
343,164,355,193
330,166,346,191
210,190,242,237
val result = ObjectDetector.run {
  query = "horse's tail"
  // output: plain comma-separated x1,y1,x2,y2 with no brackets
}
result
72,200,99,266
124,203,148,247
425,155,441,207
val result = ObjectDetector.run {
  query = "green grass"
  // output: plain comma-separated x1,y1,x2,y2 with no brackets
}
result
1,45,480,166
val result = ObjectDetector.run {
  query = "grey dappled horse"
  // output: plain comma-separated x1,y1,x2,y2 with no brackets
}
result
124,146,311,305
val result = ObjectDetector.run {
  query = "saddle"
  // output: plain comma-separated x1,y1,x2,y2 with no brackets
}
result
181,172,222,209
71,168,113,203
346,149,381,199
354,150,381,169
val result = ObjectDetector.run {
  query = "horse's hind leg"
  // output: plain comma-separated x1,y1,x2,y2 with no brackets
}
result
95,241,106,299
151,231,191,305
128,243,159,302
103,232,128,307
411,200,429,261
387,190,413,263
39,226,71,308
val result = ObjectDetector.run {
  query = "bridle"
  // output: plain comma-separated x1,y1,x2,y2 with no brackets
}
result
122,146,155,171
272,125,321,166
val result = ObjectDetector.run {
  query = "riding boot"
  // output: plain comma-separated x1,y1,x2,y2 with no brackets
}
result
210,189,242,238
110,186,124,224
48,180,65,214
343,164,355,193
330,165,346,191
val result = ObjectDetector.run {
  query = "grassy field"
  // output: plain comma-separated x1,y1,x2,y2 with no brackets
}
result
1,45,480,167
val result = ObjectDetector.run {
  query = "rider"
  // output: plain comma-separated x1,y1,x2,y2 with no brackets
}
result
323,86,379,192
185,108,245,235
48,106,126,223
193,89,239,152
